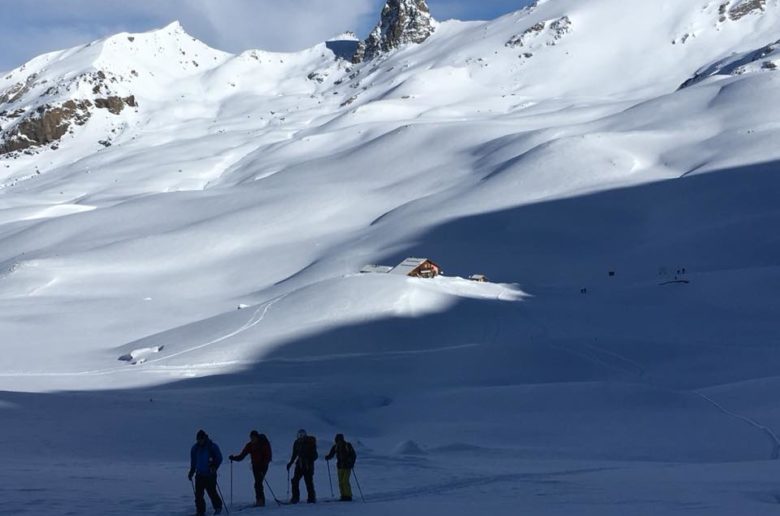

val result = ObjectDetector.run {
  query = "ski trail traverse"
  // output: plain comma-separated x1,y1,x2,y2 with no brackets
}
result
364,466,616,503
141,293,288,365
694,392,780,460
524,310,780,461
0,294,287,379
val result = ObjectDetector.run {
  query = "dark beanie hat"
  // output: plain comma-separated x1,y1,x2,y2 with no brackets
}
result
196,429,207,440
335,433,345,442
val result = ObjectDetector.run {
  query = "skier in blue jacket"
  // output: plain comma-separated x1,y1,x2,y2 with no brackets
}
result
188,429,224,515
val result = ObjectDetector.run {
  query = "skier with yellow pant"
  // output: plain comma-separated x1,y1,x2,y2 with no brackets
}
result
324,433,357,502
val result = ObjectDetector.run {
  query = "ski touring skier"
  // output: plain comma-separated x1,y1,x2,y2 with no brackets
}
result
229,430,273,507
324,433,357,502
286,429,318,504
188,429,224,515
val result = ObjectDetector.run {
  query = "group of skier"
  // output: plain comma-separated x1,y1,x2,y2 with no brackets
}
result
188,428,357,514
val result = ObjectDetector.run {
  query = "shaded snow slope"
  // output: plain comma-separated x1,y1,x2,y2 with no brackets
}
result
1,0,780,515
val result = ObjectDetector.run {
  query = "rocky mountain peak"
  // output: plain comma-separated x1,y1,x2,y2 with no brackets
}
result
721,0,766,21
0,21,232,157
352,0,436,63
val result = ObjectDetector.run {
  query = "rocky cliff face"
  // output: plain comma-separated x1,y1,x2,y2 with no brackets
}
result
353,0,436,63
0,69,138,156
722,0,766,21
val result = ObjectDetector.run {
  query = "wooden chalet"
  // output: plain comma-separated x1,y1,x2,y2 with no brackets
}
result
391,257,442,278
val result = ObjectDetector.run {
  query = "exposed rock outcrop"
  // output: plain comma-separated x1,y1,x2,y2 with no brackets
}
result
0,74,38,105
0,67,139,156
719,0,766,22
94,96,137,115
352,0,436,63
506,16,572,49
506,22,546,48
0,100,92,154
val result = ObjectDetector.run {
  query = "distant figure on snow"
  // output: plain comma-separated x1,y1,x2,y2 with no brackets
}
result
229,430,273,507
286,429,318,503
324,433,357,501
188,429,224,515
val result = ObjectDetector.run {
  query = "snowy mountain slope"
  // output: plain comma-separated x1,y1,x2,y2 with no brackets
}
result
0,0,776,400
2,1,778,173
681,36,780,87
1,0,780,514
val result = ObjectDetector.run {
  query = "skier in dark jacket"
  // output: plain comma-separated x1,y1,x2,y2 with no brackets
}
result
324,433,357,501
286,429,318,503
188,429,224,516
229,430,273,507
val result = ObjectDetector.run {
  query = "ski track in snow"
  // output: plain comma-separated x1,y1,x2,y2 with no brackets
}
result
141,293,288,364
0,294,287,378
579,344,780,461
526,310,780,461
362,466,616,503
263,342,481,364
694,392,780,460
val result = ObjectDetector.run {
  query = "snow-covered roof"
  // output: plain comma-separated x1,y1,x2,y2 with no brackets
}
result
391,257,433,275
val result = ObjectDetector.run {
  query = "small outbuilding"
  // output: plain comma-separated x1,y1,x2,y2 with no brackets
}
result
360,264,393,274
469,274,489,283
391,257,442,278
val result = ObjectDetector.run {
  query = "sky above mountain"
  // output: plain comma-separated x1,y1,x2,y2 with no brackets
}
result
0,0,531,72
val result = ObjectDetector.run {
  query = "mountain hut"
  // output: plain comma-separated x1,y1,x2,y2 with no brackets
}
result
391,257,442,278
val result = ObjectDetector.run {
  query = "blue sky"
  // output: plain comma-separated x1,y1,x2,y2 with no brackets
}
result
0,0,532,72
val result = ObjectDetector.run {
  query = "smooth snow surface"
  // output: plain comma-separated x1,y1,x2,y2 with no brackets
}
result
2,0,780,514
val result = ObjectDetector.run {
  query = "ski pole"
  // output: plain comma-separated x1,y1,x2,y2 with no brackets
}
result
286,468,290,499
352,467,366,503
230,460,233,509
190,477,196,495
264,477,282,506
216,478,231,515
326,459,334,497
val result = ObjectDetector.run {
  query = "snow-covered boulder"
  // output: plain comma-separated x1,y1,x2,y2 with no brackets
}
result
392,440,428,455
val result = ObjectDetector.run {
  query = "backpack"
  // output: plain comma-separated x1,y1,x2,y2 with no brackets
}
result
305,435,318,461
259,434,272,462
204,440,221,470
345,442,356,468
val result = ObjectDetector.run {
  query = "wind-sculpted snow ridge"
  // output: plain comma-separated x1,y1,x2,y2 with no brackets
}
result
680,37,780,87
